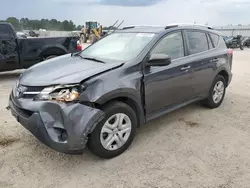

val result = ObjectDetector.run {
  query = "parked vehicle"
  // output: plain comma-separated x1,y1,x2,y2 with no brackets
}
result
29,30,39,37
224,35,244,50
8,24,233,159
0,23,80,72
242,36,250,48
16,32,28,39
223,36,233,43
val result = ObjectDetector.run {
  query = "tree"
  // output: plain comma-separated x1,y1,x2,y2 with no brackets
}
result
6,17,21,31
76,25,83,30
62,20,69,30
68,20,76,31
0,17,90,31
103,26,117,30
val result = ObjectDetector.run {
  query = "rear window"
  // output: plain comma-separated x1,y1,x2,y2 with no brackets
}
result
186,31,209,55
0,24,13,38
210,33,220,47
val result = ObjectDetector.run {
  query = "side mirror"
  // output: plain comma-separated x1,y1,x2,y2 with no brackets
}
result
147,54,171,67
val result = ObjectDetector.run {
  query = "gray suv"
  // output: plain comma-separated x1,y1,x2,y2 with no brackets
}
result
8,24,233,159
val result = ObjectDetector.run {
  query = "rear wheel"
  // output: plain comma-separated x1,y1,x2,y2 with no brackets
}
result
240,44,244,50
88,101,137,159
44,55,57,60
201,75,226,109
41,48,66,60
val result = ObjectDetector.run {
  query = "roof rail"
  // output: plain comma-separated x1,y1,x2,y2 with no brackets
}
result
122,25,164,30
165,23,214,30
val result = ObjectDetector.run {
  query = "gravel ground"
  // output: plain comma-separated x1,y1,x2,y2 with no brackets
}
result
0,50,250,188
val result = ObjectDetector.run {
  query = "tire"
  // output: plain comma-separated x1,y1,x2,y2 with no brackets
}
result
240,43,244,50
80,33,87,43
201,75,226,109
90,34,97,43
88,101,137,159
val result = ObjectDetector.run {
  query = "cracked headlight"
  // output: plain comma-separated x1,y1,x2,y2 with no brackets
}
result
34,84,84,102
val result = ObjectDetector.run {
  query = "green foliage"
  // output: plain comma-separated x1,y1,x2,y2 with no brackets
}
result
0,17,79,31
6,17,21,31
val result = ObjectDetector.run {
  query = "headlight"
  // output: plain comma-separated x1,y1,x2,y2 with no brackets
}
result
34,84,83,102
12,79,20,96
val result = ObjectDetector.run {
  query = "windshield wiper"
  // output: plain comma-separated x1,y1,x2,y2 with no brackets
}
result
82,57,106,64
72,52,84,59
73,53,106,64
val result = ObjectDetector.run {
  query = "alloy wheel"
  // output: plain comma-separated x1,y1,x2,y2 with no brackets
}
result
212,81,225,104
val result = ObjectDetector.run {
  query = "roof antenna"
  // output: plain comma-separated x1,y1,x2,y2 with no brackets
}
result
115,20,124,31
107,20,124,36
106,20,119,34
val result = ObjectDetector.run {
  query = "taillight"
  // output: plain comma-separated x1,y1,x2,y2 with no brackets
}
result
227,48,233,55
227,48,233,70
77,44,82,51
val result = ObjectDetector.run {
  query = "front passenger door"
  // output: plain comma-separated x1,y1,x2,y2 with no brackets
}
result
144,31,193,119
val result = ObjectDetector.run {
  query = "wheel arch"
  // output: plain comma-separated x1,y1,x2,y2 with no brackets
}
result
95,93,145,127
39,45,67,58
217,69,229,87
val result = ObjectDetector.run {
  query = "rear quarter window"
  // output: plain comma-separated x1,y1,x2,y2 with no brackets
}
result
209,33,220,47
0,24,14,38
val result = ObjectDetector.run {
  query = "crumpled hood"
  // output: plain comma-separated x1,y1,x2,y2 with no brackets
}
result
19,54,123,86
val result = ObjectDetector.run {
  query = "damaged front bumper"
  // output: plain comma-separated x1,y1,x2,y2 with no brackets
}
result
8,93,104,154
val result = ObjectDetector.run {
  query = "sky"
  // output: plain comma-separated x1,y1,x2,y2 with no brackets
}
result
1,0,250,26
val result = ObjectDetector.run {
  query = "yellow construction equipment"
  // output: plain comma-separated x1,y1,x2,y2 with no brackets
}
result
79,20,124,44
80,21,103,43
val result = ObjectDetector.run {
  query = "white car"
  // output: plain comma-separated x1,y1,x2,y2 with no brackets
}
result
16,32,27,38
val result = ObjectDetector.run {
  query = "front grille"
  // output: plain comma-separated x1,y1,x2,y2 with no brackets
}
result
26,86,45,92
22,86,45,99
23,94,37,99
14,105,33,118
10,95,34,118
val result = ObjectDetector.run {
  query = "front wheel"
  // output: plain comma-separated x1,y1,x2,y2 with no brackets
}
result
88,101,137,159
201,75,226,109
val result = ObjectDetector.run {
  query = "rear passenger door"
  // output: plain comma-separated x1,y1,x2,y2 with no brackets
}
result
184,30,218,97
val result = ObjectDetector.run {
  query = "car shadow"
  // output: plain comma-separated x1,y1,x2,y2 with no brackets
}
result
29,102,205,163
134,103,202,137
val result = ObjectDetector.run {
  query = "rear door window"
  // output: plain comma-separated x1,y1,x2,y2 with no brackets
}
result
186,31,209,55
210,33,220,47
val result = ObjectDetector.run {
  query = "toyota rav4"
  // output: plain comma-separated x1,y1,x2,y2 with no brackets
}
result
8,24,233,159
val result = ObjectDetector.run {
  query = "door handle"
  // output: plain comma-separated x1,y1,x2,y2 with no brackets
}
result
210,58,218,63
181,66,191,71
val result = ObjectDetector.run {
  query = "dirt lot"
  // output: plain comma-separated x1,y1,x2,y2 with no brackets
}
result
0,50,250,188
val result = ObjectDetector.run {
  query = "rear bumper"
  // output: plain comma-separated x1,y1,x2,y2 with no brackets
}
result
8,94,104,154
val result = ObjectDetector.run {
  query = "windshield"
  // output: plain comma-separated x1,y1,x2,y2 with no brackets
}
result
80,32,156,61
